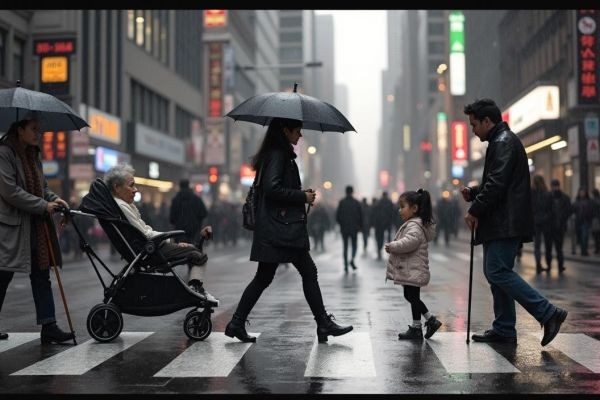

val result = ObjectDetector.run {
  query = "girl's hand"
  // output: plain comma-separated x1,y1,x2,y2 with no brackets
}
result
384,243,391,253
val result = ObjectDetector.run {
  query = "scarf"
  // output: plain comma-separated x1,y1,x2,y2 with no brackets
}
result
5,134,51,269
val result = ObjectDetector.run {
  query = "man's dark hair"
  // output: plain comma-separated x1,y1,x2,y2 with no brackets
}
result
551,179,560,187
179,179,190,190
463,98,502,124
345,185,353,195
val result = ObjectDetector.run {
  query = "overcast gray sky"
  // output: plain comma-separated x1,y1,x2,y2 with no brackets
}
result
315,10,388,198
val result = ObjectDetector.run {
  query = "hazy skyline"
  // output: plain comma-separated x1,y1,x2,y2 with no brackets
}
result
316,10,388,198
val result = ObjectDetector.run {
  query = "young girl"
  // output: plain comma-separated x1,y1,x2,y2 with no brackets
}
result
384,188,442,340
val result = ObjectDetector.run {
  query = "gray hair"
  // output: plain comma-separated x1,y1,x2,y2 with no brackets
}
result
104,163,135,192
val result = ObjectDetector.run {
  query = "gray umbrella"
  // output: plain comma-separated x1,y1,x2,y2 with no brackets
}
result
225,83,356,133
0,81,89,133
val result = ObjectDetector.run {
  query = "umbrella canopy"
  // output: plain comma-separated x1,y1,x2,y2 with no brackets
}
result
0,82,89,133
225,83,356,133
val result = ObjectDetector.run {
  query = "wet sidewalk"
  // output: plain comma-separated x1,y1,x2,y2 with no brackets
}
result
449,228,600,266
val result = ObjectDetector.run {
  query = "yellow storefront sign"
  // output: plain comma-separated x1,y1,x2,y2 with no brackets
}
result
89,112,121,144
41,56,68,83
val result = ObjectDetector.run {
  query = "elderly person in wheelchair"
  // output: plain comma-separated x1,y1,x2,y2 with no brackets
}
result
104,163,217,303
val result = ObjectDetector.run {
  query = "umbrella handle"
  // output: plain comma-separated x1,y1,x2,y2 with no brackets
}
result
43,223,77,345
466,227,475,345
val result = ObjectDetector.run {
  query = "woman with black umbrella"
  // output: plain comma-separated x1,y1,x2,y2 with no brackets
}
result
224,117,353,343
0,117,74,343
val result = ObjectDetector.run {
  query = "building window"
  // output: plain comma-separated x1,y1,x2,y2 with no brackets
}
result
280,31,302,43
131,80,169,132
160,10,168,64
0,28,6,77
428,22,444,36
12,36,24,82
428,41,444,55
144,10,152,53
135,10,144,47
175,106,198,140
127,10,134,39
280,46,302,62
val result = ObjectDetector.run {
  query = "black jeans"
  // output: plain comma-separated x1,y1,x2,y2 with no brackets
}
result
403,285,428,321
341,233,357,266
234,252,326,320
533,226,552,268
549,229,565,269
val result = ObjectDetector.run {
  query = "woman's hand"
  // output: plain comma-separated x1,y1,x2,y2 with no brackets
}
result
384,243,391,254
177,242,192,248
46,201,60,214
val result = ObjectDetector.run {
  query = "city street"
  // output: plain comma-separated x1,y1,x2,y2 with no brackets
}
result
0,232,599,395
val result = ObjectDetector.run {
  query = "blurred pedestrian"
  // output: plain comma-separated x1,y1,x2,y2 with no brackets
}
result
385,189,442,340
372,191,395,260
531,175,553,273
0,118,74,343
308,201,330,252
224,117,352,343
336,185,363,271
461,98,567,346
170,179,208,246
548,179,572,273
591,188,600,254
360,197,372,256
572,187,593,256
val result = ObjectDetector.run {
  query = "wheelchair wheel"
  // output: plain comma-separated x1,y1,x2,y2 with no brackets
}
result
183,310,212,341
87,303,124,343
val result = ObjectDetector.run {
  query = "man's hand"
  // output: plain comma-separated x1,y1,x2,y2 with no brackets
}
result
460,186,471,202
384,243,391,254
464,212,478,231
305,189,316,205
200,226,213,239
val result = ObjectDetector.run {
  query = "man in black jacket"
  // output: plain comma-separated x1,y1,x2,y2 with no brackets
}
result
170,179,208,246
336,185,363,271
460,98,567,347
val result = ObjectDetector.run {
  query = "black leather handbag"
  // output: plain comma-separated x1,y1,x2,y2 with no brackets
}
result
242,167,262,231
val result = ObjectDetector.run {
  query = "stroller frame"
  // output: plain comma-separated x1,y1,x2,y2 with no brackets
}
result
60,179,217,343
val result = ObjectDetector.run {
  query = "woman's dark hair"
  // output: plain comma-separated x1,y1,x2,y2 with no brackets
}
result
400,188,433,226
463,98,502,124
250,117,302,170
0,119,30,143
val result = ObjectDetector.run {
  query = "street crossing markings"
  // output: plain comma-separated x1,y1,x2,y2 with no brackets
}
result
537,333,600,373
430,253,450,263
10,332,153,376
304,332,377,377
0,333,39,354
427,332,520,373
153,332,261,377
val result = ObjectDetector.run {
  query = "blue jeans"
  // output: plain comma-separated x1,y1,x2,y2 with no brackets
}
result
483,238,556,337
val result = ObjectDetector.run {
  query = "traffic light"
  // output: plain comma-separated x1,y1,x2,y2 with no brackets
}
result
421,140,432,172
208,166,219,184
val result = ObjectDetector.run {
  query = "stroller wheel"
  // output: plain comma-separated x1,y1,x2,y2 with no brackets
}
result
87,303,124,343
184,310,212,341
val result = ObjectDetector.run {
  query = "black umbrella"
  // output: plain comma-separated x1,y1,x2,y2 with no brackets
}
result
0,81,89,133
225,83,356,133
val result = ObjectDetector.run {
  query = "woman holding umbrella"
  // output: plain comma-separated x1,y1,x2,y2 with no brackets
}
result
0,117,74,344
225,117,353,343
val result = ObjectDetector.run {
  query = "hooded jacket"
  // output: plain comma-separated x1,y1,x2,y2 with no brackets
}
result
385,217,436,287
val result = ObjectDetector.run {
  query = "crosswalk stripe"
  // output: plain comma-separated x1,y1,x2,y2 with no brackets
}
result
153,332,261,377
427,332,520,373
235,256,249,263
304,332,377,377
537,333,600,373
0,333,39,354
10,332,153,376
430,253,450,262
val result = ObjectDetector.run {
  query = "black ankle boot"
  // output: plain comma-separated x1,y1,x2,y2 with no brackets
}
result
316,313,353,343
398,325,423,340
224,314,256,343
41,323,75,344
0,332,8,340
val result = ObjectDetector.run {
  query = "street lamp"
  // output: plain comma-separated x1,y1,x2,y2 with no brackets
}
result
238,61,323,71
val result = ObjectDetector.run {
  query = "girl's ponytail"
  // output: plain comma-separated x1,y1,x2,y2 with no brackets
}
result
416,188,433,226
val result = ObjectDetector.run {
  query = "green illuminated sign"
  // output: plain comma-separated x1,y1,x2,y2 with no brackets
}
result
449,11,465,54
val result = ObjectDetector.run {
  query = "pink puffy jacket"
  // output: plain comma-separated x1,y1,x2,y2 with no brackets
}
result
385,217,436,287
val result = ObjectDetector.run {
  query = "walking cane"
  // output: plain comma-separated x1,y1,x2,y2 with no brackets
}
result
43,222,77,345
466,226,475,345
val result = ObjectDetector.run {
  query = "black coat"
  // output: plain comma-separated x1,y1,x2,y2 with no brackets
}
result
336,195,363,235
169,188,207,239
250,145,309,263
467,122,534,245
550,190,572,233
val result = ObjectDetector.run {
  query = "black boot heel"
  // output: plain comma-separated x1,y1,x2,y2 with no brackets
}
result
318,334,328,343
316,313,352,343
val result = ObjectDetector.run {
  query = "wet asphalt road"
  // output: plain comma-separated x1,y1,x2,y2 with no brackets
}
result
0,230,599,396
